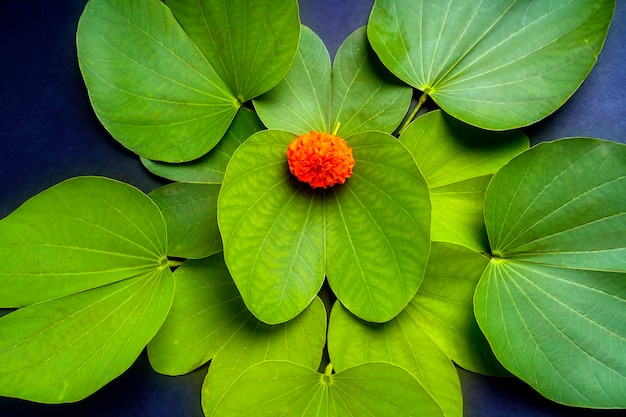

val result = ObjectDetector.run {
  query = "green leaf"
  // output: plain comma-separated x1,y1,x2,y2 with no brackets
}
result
218,130,326,324
77,0,239,162
0,268,173,403
368,0,614,130
141,108,265,183
148,255,251,375
408,242,507,376
399,110,528,252
475,138,626,407
212,360,444,417
167,0,300,103
254,26,332,134
149,182,221,259
325,131,431,323
328,302,462,417
218,130,430,324
0,176,168,307
202,297,326,416
331,26,412,137
254,25,412,137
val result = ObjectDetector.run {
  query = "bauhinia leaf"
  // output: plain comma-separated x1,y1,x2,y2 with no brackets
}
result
202,297,326,416
211,360,444,417
149,182,221,259
328,301,462,417
167,0,301,103
0,176,174,403
0,268,173,403
399,110,528,252
254,25,412,137
0,176,168,307
77,0,239,162
141,108,265,184
368,0,615,130
218,130,430,324
475,138,626,408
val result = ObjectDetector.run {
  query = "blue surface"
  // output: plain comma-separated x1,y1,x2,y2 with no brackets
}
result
0,1,625,416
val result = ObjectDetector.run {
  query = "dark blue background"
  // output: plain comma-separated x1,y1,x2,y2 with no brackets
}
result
1,1,625,416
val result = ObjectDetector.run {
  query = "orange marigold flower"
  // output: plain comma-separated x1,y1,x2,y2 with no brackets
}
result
287,131,355,189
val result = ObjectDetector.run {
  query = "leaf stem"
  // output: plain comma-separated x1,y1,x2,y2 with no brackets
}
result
397,90,429,136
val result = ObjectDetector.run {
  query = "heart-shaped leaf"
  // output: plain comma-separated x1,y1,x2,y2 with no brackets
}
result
328,301,462,417
211,360,444,417
0,176,168,307
475,138,626,407
77,0,240,162
167,0,300,103
218,130,430,324
149,182,221,259
202,297,326,416
141,108,265,184
0,176,174,403
399,110,528,252
368,0,614,130
254,26,412,136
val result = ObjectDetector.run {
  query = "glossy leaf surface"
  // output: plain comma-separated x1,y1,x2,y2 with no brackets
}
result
368,0,614,129
399,110,528,252
475,138,626,407
254,26,412,136
328,302,462,417
211,360,444,417
167,0,300,102
218,130,430,324
202,297,326,416
141,108,265,183
0,177,168,307
77,0,239,162
149,182,221,259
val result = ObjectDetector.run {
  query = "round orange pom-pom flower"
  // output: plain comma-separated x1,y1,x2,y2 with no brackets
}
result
287,131,355,189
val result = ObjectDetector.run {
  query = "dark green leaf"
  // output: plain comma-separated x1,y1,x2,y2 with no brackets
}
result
368,0,614,129
168,0,300,102
77,0,239,162
476,138,626,407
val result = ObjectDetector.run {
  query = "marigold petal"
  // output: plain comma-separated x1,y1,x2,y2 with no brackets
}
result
286,131,354,189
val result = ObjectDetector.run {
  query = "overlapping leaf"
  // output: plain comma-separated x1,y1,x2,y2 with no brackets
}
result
407,242,507,376
368,0,614,130
211,360,444,417
141,108,265,183
167,0,301,102
254,26,412,136
0,177,174,403
77,0,300,162
218,130,430,324
77,0,239,162
328,302,462,417
399,110,528,252
475,138,626,407
0,177,168,307
202,297,326,416
149,182,221,259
